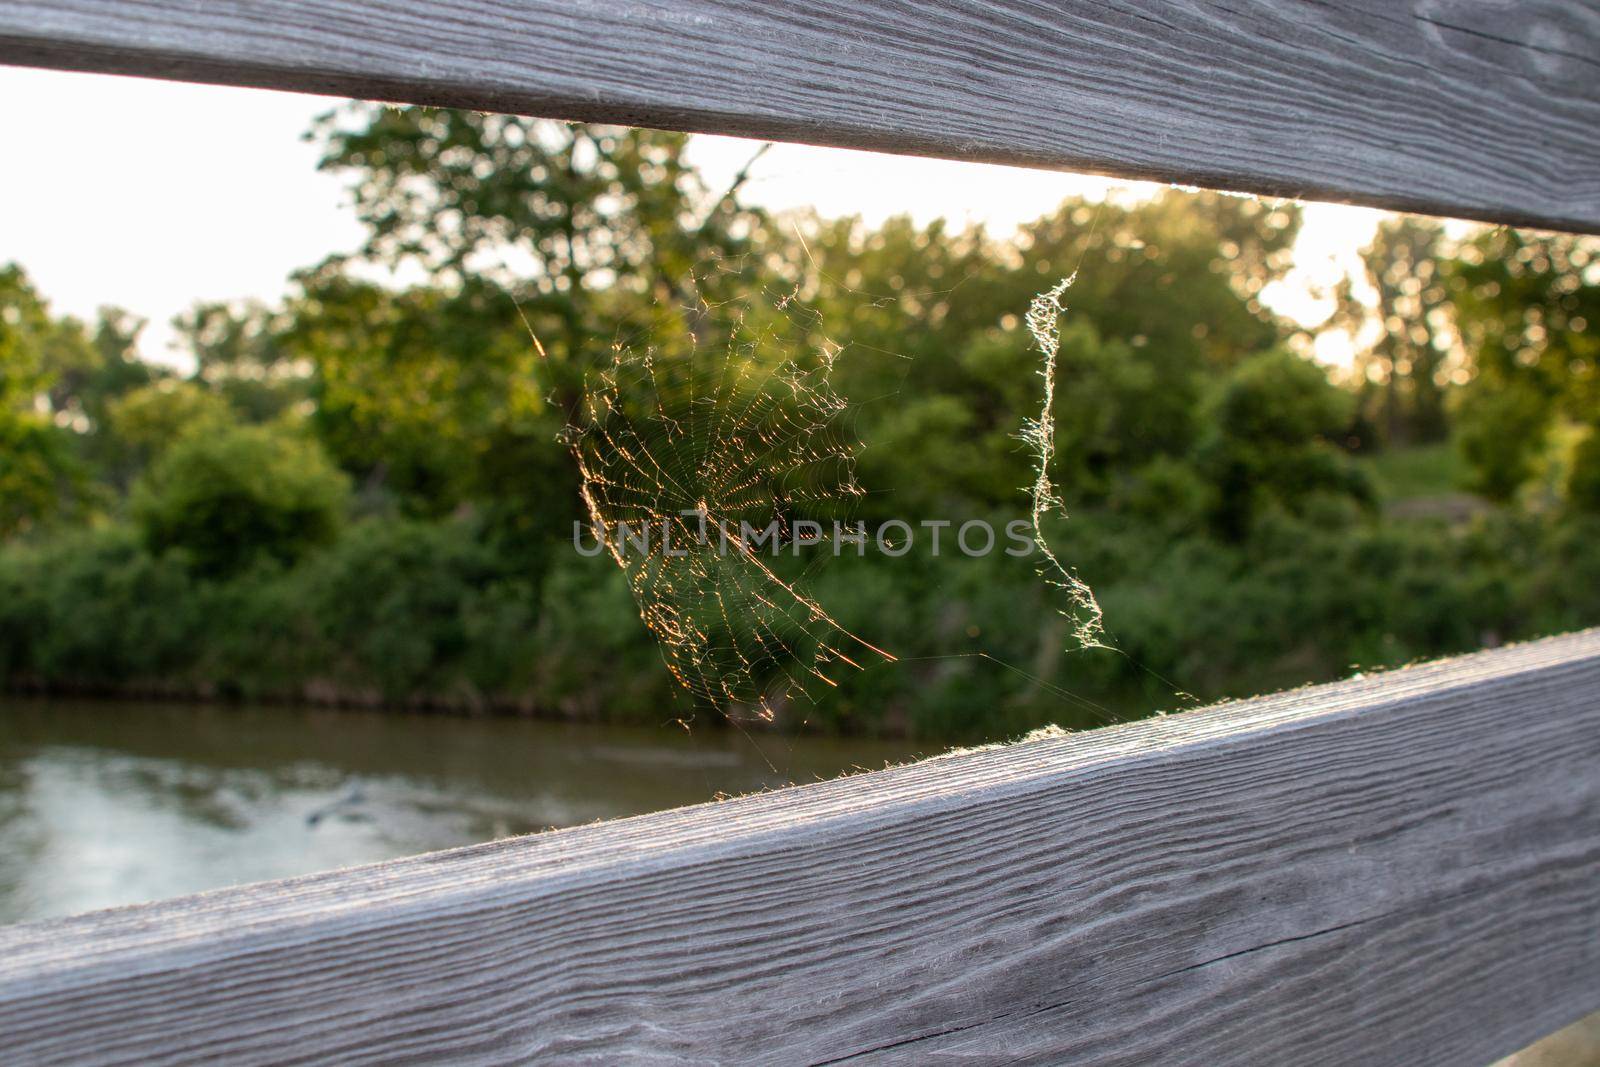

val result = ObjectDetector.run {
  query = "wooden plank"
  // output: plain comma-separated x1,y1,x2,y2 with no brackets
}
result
0,630,1596,1064
1,1,1598,233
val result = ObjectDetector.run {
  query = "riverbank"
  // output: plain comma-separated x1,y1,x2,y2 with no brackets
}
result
3,674,584,719
8,506,1600,743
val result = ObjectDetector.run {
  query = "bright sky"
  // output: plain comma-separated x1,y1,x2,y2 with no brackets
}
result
0,66,1387,367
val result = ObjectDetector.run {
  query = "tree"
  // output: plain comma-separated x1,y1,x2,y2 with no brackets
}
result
308,106,765,401
1449,229,1598,413
297,108,769,531
789,191,1300,516
1565,426,1600,514
278,269,552,518
0,415,78,539
173,300,303,423
1334,218,1454,445
106,379,233,473
999,191,1300,468
0,264,91,535
1446,229,1599,500
1009,191,1300,371
132,421,349,577
45,306,156,433
1451,377,1549,503
1198,350,1371,539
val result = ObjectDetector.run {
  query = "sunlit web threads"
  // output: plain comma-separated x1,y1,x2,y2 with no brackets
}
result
566,256,894,721
1023,275,1105,650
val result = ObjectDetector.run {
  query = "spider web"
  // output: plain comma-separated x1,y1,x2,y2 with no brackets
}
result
565,256,895,721
1023,274,1105,649
565,255,1113,723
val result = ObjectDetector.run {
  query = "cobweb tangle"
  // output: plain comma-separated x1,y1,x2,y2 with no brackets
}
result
566,257,895,720
1023,275,1105,649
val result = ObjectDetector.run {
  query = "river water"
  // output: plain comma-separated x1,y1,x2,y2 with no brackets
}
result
4,697,1593,1063
0,698,928,925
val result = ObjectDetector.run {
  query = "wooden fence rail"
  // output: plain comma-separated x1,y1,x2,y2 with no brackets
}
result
3,4,1599,1062
1,631,1596,1063
1,1,1598,232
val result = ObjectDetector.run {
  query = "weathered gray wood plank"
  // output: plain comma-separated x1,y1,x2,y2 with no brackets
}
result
0,630,1597,1064
1,1,1598,233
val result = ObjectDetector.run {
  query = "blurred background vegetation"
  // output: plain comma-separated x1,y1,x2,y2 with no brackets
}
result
2,106,1597,742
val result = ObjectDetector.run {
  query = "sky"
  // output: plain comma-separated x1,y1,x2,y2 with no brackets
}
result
0,65,1388,367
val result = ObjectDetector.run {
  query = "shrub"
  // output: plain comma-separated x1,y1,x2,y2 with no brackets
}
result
1197,351,1371,538
132,422,349,577
0,528,201,685
1453,379,1550,503
1566,426,1600,514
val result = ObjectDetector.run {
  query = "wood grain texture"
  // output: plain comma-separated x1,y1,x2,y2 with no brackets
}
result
1,1,1599,232
0,630,1597,1064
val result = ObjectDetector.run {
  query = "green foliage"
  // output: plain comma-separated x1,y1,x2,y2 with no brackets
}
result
1453,377,1550,503
106,380,233,466
1444,230,1598,500
0,527,200,685
0,264,93,535
1212,348,1354,445
0,503,1590,737
0,517,661,714
804,192,1300,520
284,271,550,516
0,411,80,538
174,301,303,422
1566,426,1600,514
526,552,676,717
1447,230,1598,416
1197,350,1371,538
289,518,521,701
1334,218,1452,445
1358,442,1466,503
1,263,80,407
132,422,349,577
3,110,1599,741
1111,457,1213,534
308,105,758,404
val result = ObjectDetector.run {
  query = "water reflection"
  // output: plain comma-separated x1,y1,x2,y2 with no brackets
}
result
0,699,926,924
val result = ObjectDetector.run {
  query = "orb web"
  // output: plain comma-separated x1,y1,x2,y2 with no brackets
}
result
566,256,895,721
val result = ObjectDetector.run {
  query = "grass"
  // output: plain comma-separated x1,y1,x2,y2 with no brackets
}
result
1359,442,1467,503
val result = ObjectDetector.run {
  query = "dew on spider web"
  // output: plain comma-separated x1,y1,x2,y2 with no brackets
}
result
564,254,895,723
